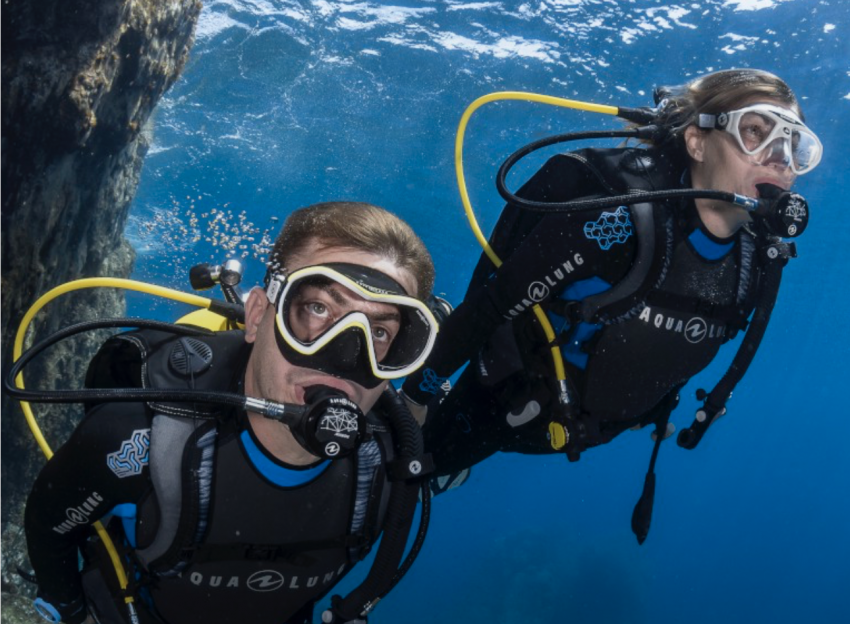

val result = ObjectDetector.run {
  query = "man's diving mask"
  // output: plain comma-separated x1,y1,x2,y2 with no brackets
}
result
266,263,438,389
698,103,822,175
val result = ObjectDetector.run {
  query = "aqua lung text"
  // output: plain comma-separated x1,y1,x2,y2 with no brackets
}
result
52,492,104,535
183,564,347,592
637,307,726,343
504,253,585,319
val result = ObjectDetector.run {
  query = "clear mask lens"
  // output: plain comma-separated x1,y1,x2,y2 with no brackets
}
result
723,105,822,175
285,276,398,364
758,136,793,169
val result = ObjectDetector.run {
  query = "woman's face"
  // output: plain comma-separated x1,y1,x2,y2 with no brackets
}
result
686,97,799,198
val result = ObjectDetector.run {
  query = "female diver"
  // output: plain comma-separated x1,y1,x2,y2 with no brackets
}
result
402,68,822,540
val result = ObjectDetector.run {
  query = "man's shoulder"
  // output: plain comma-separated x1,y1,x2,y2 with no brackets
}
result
76,402,152,450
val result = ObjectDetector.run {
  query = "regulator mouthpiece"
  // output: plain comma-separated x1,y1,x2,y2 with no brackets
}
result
250,386,364,460
755,183,809,238
299,386,365,460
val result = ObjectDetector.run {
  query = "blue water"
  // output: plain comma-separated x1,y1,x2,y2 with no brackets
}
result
128,1,850,622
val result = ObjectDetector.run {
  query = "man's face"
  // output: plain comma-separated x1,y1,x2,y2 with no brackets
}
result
243,240,419,415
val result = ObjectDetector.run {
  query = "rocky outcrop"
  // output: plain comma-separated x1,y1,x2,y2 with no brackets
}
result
1,0,201,611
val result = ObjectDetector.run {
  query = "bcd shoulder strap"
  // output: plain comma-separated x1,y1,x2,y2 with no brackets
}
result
87,328,394,575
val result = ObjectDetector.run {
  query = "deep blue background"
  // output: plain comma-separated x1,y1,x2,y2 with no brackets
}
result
128,1,850,622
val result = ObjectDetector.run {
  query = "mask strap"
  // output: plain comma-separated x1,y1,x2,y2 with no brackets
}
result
697,113,718,130
266,274,285,305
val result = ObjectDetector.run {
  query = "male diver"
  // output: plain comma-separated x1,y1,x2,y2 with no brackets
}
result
401,68,821,540
22,202,439,624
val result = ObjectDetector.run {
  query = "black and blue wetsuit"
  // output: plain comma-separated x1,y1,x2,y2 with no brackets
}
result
403,147,758,474
25,332,391,624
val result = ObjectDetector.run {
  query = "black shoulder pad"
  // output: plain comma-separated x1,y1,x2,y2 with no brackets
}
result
84,329,250,417
576,146,683,194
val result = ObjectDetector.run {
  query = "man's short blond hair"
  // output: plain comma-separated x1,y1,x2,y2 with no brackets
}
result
267,201,435,299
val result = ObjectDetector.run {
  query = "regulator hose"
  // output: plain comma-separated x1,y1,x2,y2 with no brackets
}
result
4,318,306,421
7,318,237,406
495,125,764,214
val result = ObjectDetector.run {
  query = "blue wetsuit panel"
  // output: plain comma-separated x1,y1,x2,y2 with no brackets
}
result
109,504,138,548
548,277,611,370
688,228,735,260
239,430,330,486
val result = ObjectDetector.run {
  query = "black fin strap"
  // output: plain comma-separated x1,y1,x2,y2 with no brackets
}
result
677,243,789,450
631,389,679,545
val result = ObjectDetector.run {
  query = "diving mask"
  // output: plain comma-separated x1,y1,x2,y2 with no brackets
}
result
266,263,438,388
698,103,822,175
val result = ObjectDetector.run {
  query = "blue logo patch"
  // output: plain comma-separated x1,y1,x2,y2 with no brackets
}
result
584,206,633,250
107,429,151,478
419,368,450,395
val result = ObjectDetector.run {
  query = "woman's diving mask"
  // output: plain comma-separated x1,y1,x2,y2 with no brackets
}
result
265,263,438,389
698,103,823,175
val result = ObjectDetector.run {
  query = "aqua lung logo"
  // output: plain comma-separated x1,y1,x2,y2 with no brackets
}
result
785,195,807,236
186,564,347,592
527,282,550,303
638,307,726,343
684,318,708,344
505,253,584,319
52,492,104,534
358,281,395,296
247,570,286,592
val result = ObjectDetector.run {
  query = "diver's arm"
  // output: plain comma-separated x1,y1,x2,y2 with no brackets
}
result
402,284,505,404
24,403,150,620
403,153,635,405
404,209,632,406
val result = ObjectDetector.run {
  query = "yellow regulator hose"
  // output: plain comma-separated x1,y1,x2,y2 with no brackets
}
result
14,277,215,620
454,91,618,447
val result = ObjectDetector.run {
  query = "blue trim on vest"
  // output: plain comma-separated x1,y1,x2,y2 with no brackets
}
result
240,430,330,486
109,504,138,548
562,277,611,302
689,228,735,260
548,277,611,370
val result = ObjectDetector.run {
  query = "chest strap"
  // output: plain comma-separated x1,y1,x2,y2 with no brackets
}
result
178,535,374,567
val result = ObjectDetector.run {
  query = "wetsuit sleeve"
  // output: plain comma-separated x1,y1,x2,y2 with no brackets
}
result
24,402,151,612
403,154,635,404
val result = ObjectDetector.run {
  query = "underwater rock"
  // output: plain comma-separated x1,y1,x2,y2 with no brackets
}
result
1,0,202,607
